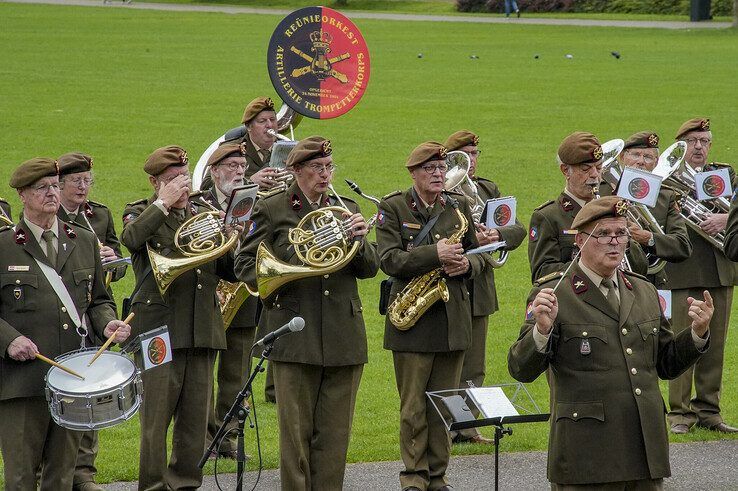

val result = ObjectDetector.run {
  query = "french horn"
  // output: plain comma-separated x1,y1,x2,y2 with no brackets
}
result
443,150,508,268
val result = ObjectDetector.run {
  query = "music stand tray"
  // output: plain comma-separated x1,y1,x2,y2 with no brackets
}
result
427,382,549,490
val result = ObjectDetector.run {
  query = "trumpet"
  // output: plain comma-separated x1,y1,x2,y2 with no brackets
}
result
652,141,727,249
443,150,507,268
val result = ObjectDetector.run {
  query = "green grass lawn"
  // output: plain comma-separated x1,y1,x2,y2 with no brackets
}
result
1,2,738,484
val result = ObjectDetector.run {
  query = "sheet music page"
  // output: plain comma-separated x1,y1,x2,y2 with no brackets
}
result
467,387,519,419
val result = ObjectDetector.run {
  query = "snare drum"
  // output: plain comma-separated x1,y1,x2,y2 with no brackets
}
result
45,348,143,431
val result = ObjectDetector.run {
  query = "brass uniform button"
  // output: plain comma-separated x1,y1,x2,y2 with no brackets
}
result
197,284,202,290
324,290,330,296
573,412,578,418
626,348,633,355
61,307,67,313
621,328,628,335
62,323,69,330
631,368,638,375
635,388,642,396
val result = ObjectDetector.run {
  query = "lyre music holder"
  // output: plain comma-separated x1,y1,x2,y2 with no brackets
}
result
427,382,549,491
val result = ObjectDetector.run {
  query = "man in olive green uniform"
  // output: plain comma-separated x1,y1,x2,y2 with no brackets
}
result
528,132,648,283
201,143,260,458
664,118,738,434
616,132,691,288
377,141,490,491
55,152,128,491
724,194,738,259
509,196,712,489
0,197,12,223
0,158,130,490
444,130,526,445
121,146,238,490
235,136,379,489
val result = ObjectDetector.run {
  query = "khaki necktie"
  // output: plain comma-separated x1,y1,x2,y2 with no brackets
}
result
68,212,77,223
601,278,620,312
42,230,57,268
261,149,271,165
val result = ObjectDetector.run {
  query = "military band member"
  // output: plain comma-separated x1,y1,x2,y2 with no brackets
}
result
617,132,692,288
376,141,490,491
0,158,130,490
121,146,238,489
509,196,712,489
724,194,738,260
528,132,648,283
55,152,128,491
235,136,379,489
665,118,738,434
201,142,260,458
0,197,12,223
444,130,526,445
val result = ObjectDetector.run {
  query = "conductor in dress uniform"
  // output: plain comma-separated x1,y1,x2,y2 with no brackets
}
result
0,158,130,490
235,136,379,489
509,196,713,490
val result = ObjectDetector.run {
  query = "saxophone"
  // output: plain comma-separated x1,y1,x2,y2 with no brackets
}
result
387,199,468,330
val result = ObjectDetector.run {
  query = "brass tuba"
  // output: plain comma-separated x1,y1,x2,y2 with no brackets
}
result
148,211,239,295
443,150,507,268
387,198,468,330
255,202,362,300
652,141,727,249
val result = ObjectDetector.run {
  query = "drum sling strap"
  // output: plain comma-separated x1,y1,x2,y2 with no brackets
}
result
32,256,84,332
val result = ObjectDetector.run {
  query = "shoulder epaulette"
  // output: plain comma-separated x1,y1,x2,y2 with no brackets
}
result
86,200,107,208
332,194,357,205
0,224,13,234
622,269,647,281
534,200,555,211
474,176,495,184
707,161,732,169
445,189,464,197
189,191,205,199
125,198,148,207
382,190,402,200
534,271,564,287
260,187,286,200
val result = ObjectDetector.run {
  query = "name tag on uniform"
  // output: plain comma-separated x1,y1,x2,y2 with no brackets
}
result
563,229,578,235
402,222,421,230
8,265,30,271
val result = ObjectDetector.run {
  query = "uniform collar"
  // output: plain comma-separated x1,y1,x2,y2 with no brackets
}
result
23,216,59,244
563,188,589,209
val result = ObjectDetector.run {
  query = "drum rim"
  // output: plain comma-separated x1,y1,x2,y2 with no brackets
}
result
45,349,139,395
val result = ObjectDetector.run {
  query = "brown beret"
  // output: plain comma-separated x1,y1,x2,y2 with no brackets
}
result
444,130,479,151
58,152,93,175
558,132,602,165
207,142,246,167
286,136,332,168
623,131,659,151
571,196,629,231
242,97,276,125
144,145,189,176
675,117,710,140
406,141,448,168
10,157,60,189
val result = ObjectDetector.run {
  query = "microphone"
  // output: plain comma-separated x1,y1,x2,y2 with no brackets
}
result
254,317,305,347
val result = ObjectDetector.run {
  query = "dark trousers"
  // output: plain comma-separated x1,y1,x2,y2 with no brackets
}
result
272,361,363,490
73,430,99,486
138,348,216,491
393,350,464,491
668,286,732,427
452,314,488,440
0,396,83,490
206,325,256,453
551,478,663,490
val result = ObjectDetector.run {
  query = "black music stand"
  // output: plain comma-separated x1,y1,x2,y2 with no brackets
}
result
427,382,549,491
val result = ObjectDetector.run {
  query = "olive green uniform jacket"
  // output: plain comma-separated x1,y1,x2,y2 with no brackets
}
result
376,188,490,352
235,181,379,366
528,192,648,283
0,220,117,400
471,177,526,316
664,163,737,290
508,264,705,485
121,196,236,350
723,194,738,261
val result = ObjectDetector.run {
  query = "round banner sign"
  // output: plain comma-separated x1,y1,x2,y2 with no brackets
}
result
628,177,650,200
267,7,370,119
702,174,726,198
493,204,512,227
147,337,167,366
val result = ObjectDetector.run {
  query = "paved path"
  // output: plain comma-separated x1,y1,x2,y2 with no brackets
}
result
104,439,738,489
2,0,734,29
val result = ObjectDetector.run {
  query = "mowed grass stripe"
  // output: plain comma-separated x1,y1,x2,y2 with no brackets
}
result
0,3,737,484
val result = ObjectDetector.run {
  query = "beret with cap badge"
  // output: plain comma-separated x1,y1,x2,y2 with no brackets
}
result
623,131,659,151
58,152,93,175
10,157,60,189
207,142,246,167
144,145,189,176
558,132,602,166
675,117,710,140
444,130,479,152
406,141,448,168
571,196,629,231
242,97,276,125
286,136,332,168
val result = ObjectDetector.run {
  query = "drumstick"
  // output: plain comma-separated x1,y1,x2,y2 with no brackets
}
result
36,353,85,380
87,312,135,367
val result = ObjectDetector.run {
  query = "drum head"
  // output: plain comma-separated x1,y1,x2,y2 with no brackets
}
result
47,351,135,393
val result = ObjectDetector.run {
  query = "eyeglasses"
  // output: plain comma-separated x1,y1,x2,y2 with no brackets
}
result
216,162,247,171
626,151,656,165
306,163,336,174
467,150,482,157
29,183,60,194
420,163,448,174
684,137,712,146
63,177,94,188
581,231,631,245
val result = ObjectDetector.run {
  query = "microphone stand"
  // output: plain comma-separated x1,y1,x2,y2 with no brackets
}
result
199,344,273,491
